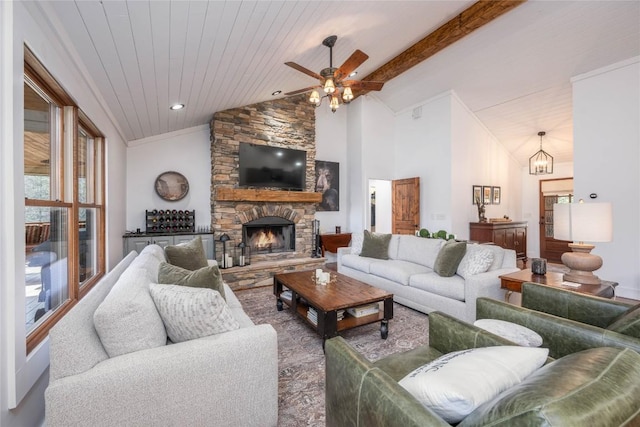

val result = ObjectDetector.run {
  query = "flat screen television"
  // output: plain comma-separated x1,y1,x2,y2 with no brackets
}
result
238,143,307,191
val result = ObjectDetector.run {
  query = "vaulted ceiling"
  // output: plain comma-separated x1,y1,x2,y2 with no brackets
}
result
34,0,640,167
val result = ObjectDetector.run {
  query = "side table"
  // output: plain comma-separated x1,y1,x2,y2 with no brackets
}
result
499,269,618,302
319,233,352,257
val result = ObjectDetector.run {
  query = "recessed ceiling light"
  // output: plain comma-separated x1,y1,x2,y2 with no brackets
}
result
170,103,185,110
272,90,282,96
349,71,358,77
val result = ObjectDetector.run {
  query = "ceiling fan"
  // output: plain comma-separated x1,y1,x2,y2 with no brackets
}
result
284,35,384,112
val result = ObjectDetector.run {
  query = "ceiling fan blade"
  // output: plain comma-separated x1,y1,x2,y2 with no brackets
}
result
342,80,384,91
334,50,369,81
284,86,319,96
285,62,323,81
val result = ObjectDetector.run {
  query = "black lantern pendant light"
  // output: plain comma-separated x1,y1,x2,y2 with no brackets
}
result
529,131,553,175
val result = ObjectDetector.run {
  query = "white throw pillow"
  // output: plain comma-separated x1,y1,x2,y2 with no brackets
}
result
350,232,364,255
398,346,549,424
456,245,495,279
149,283,240,343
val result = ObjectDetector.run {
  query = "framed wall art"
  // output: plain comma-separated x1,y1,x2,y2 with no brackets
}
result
492,186,501,204
472,185,482,204
482,186,492,205
155,171,189,201
315,160,339,211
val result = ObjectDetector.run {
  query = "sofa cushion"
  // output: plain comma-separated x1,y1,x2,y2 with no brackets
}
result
158,262,226,300
460,347,640,426
370,260,432,286
165,236,208,271
149,284,240,343
93,266,167,358
456,245,494,279
409,273,466,301
399,346,548,424
342,253,378,274
433,240,467,277
396,235,443,268
138,243,167,263
360,230,392,260
607,304,640,338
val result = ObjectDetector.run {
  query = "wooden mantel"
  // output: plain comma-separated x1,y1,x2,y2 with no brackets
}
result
216,188,322,203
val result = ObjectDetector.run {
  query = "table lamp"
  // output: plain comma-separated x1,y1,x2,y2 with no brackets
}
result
553,200,612,285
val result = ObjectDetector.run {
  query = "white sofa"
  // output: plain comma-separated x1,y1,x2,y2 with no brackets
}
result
45,244,278,426
338,234,518,323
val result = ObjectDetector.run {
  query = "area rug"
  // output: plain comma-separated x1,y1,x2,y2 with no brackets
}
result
236,286,430,427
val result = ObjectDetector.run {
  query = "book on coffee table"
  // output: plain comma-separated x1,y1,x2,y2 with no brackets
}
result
346,303,380,318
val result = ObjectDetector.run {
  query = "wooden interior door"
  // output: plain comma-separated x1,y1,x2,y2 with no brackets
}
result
392,177,420,234
539,179,573,263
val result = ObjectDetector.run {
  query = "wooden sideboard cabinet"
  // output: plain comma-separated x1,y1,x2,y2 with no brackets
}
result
469,221,527,261
123,232,214,259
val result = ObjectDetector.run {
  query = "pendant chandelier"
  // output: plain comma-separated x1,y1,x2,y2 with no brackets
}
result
529,131,553,175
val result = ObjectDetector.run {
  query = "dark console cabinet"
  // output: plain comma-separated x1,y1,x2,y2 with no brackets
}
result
469,221,527,261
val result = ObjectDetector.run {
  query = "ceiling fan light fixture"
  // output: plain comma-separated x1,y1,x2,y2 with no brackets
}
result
329,95,340,112
342,86,354,103
309,90,321,105
323,78,336,94
529,131,554,175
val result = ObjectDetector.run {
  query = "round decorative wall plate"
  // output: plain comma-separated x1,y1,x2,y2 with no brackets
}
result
154,171,189,201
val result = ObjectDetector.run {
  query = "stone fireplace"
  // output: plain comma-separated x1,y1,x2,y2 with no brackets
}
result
210,94,325,288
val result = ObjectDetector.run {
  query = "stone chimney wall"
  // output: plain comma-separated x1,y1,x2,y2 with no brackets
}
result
210,94,318,262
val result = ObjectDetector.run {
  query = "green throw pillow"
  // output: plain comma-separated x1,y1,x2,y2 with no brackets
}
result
433,240,467,277
359,230,392,260
158,262,226,300
164,236,208,271
607,304,640,338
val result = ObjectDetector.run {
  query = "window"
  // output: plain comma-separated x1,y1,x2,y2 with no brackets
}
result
24,47,106,352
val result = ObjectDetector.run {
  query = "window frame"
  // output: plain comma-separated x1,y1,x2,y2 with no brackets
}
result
24,46,106,353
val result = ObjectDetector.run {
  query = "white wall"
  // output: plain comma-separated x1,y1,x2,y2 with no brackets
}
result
0,1,127,425
451,93,522,240
521,162,574,258
394,92,451,234
341,95,396,234
390,91,520,240
126,125,212,233
315,104,349,234
572,57,640,299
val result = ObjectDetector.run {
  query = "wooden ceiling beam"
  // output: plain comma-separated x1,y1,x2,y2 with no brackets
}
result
360,0,526,87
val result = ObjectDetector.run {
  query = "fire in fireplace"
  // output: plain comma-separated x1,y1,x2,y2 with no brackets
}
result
243,217,295,254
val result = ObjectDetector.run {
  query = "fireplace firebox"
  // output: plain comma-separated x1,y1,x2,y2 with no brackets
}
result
243,217,295,254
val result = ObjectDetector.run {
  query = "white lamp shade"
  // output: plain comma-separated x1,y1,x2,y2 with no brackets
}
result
553,202,612,243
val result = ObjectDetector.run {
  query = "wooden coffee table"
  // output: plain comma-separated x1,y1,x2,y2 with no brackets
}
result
500,269,618,302
273,270,393,346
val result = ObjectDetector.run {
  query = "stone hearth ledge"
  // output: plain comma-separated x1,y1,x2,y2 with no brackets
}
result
221,257,326,290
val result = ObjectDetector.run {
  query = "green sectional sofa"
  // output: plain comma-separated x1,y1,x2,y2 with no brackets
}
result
476,281,640,359
325,311,640,426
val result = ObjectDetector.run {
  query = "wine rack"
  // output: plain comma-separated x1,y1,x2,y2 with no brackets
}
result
146,209,195,233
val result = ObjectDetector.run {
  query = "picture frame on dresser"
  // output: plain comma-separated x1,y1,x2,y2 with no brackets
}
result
482,186,492,205
492,186,501,204
472,185,482,204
